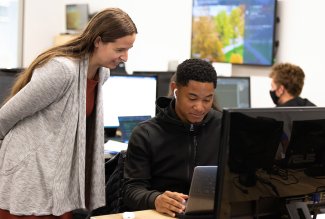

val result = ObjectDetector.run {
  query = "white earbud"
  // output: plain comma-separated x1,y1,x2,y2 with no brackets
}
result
173,89,177,99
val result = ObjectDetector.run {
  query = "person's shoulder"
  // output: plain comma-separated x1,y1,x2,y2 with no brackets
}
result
209,108,223,119
132,117,158,133
202,109,222,127
304,98,316,106
51,57,78,71
49,57,79,79
32,57,78,84
36,56,78,72
138,117,158,128
291,97,316,107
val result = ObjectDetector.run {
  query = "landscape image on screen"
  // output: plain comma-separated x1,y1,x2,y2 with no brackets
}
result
191,0,276,66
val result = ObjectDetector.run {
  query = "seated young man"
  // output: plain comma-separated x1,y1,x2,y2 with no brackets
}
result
122,58,222,217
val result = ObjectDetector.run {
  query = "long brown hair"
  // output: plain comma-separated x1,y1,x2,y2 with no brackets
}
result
6,8,137,102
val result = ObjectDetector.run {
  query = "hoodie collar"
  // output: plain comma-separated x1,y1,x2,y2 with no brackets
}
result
156,96,212,131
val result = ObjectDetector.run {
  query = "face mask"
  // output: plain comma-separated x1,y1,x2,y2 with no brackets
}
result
269,90,279,105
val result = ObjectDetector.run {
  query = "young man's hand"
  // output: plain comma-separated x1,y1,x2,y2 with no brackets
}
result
154,191,188,217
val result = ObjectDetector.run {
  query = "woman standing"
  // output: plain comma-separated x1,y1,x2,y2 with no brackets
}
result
0,8,137,218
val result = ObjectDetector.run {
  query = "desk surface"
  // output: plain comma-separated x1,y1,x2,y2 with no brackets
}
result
90,210,175,219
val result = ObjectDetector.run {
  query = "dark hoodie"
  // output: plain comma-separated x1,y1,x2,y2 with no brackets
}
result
123,97,223,211
277,96,316,107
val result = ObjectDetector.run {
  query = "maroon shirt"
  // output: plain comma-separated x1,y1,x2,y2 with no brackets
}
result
86,77,99,117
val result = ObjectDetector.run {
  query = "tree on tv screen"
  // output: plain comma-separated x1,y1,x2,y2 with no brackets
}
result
192,5,245,64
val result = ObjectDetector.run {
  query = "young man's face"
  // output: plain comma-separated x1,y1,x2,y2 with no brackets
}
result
174,80,215,124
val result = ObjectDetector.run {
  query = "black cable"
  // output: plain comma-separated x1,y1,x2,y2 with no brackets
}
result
269,164,289,180
269,173,299,186
257,176,279,197
268,165,300,185
232,176,248,194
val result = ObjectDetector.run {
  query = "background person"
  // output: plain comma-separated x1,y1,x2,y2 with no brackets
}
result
123,58,222,217
269,63,316,161
0,8,137,219
269,62,316,107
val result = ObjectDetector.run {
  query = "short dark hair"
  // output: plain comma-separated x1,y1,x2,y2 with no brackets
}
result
175,59,217,88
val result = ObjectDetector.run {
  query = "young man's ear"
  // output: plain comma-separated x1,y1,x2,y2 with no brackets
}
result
278,84,285,96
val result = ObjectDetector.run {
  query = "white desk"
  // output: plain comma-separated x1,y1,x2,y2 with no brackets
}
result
90,210,175,219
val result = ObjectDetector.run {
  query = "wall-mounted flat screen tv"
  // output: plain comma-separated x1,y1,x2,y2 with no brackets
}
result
191,0,277,66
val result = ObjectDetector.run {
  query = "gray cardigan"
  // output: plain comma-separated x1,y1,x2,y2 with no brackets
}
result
0,56,109,215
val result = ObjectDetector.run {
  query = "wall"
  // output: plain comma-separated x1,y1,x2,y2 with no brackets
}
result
23,0,64,64
22,0,325,107
23,0,192,72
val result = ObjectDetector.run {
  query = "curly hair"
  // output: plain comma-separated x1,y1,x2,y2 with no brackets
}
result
175,59,217,88
269,63,305,96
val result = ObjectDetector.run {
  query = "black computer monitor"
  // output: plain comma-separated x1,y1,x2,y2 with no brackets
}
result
102,74,157,128
214,107,325,218
133,71,175,98
215,76,251,109
0,68,22,106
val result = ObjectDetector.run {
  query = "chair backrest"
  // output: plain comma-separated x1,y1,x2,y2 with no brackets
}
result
90,150,127,216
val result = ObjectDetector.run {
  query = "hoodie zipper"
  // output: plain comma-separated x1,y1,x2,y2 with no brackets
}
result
188,124,198,182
